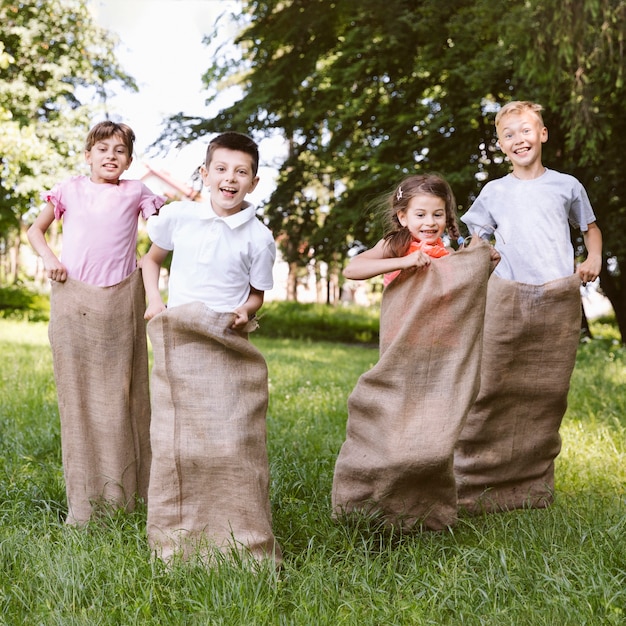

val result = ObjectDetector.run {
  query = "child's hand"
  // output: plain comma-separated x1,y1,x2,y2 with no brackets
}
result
144,300,166,321
576,256,601,285
488,246,501,273
44,257,68,282
231,308,250,330
403,249,431,270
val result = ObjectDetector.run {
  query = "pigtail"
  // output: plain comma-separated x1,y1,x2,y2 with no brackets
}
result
446,213,461,241
384,225,413,258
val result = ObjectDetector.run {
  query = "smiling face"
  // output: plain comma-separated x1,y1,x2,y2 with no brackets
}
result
84,133,132,184
201,147,260,216
496,110,548,176
397,193,447,244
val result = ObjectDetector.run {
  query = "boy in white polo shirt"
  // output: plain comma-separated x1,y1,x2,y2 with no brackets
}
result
141,132,281,566
143,131,275,325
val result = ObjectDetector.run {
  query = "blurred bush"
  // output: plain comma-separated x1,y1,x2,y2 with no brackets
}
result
0,285,50,322
257,301,379,345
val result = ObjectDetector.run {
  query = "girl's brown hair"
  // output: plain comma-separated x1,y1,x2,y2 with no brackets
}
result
85,121,136,156
381,173,460,257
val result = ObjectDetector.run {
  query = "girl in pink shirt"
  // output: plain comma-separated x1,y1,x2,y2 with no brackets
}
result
27,121,165,525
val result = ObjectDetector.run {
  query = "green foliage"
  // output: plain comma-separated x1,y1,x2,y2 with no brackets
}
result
0,318,624,624
0,0,136,259
509,0,626,343
161,0,626,342
0,285,49,321
258,300,379,344
160,0,516,256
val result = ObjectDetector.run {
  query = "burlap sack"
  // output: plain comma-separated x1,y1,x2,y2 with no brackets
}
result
146,302,282,566
454,273,582,513
332,240,492,530
48,269,151,525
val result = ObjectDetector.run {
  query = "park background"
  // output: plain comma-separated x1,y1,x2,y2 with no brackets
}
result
1,0,626,333
0,1,624,624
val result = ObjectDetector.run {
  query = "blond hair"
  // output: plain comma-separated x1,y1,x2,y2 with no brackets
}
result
495,101,545,130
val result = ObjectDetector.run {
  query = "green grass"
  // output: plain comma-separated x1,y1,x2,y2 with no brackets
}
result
0,318,624,625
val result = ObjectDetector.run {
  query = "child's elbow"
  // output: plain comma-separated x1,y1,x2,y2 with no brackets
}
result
343,263,359,280
26,224,40,245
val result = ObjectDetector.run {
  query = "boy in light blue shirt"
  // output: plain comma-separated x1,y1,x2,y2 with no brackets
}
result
455,101,602,513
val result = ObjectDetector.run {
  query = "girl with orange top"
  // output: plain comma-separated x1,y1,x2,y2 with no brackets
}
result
344,173,464,286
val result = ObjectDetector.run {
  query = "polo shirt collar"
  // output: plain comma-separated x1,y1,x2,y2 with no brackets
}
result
204,201,256,229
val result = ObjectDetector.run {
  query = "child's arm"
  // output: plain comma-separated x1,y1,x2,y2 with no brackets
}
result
27,202,68,282
343,238,431,280
232,287,264,330
577,221,603,284
142,243,170,320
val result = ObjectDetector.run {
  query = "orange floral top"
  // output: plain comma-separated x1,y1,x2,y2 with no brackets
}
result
383,238,449,287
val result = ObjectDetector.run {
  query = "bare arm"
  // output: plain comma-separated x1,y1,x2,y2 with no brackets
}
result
232,286,264,329
141,243,170,320
343,239,431,280
27,202,68,282
577,221,603,283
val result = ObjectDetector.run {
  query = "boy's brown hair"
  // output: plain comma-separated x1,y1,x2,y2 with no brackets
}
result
205,132,259,176
85,121,136,156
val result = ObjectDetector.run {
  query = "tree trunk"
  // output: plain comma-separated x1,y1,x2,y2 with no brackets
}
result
10,233,21,285
580,302,592,340
598,267,626,345
326,266,339,305
0,234,20,285
286,261,298,301
314,263,324,303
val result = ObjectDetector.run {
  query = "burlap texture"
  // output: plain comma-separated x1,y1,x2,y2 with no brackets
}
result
454,273,582,513
48,269,151,525
332,240,492,530
146,302,281,565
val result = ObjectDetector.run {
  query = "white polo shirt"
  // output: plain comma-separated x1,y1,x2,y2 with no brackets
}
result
147,200,276,312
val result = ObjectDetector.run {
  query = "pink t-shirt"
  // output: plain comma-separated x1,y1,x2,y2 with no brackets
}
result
44,176,166,287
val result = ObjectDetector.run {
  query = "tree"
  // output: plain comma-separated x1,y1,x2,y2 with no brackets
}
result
160,0,355,300
501,0,626,342
160,0,522,292
0,0,135,283
162,0,626,341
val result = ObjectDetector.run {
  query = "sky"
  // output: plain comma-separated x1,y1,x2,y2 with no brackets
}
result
87,0,279,204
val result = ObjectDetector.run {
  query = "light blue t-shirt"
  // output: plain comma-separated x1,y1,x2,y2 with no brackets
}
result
461,168,596,284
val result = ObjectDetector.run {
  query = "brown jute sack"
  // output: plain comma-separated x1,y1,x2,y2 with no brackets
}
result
332,240,492,530
146,302,282,565
48,269,151,525
454,273,582,513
